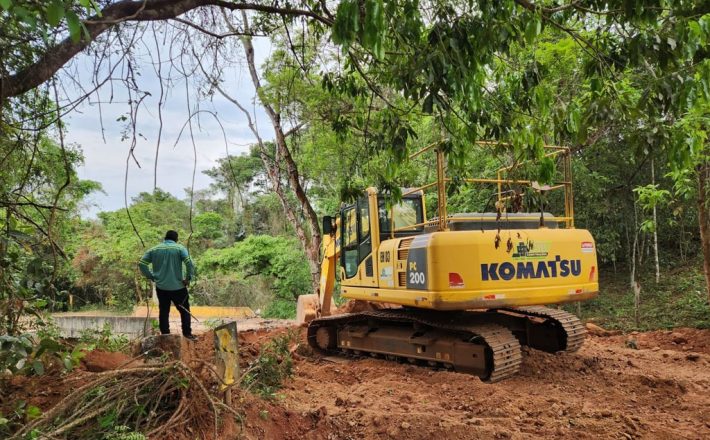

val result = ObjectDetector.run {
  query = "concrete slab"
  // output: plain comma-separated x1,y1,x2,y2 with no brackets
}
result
52,315,151,338
51,311,294,338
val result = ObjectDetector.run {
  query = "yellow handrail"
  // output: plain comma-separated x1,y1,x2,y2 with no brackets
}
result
392,140,575,231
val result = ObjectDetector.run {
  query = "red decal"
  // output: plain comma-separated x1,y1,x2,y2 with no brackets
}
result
449,272,465,288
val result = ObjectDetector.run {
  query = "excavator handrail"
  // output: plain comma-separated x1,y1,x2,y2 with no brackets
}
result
396,140,575,233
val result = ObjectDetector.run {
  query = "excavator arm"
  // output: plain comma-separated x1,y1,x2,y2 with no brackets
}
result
296,217,339,324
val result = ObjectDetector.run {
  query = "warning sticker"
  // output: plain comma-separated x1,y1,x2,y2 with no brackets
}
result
581,242,594,253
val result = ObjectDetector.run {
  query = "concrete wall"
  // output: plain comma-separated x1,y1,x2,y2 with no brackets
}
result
52,315,152,338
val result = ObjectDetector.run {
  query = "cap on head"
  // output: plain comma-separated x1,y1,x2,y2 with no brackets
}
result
165,230,179,242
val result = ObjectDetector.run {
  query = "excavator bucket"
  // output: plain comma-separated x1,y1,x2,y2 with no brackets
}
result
296,293,319,325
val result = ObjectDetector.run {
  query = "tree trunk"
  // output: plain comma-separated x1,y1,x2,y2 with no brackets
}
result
238,15,322,294
631,197,639,290
697,161,710,303
652,159,660,283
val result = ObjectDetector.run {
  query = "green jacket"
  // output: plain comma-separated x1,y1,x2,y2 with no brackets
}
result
138,240,195,291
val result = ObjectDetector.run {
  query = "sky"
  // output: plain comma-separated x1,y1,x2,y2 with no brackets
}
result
63,33,274,218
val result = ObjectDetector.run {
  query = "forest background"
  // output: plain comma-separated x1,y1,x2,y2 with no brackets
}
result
1,0,709,339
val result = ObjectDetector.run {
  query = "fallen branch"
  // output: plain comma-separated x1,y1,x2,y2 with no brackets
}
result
12,361,238,440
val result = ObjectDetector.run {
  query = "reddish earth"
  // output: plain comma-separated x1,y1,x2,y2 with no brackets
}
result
3,327,709,439
279,326,710,440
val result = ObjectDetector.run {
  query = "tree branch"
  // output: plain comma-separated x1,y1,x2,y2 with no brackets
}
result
0,0,331,102
170,17,265,39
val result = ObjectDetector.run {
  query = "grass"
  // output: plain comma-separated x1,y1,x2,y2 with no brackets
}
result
70,304,135,316
242,331,296,399
564,257,710,331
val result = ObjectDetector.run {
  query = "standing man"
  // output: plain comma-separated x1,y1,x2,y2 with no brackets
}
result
138,230,197,340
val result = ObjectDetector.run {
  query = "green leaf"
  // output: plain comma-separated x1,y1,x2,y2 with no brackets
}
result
66,10,81,42
46,0,65,27
98,411,116,428
32,360,44,375
0,0,11,11
524,15,541,44
38,337,63,354
332,0,359,47
26,405,42,420
362,0,385,57
537,156,555,184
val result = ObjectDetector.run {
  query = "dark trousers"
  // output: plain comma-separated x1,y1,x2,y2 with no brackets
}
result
156,287,192,336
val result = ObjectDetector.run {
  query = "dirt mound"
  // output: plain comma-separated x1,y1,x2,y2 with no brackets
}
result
606,327,710,355
0,370,88,418
584,322,622,337
81,350,134,372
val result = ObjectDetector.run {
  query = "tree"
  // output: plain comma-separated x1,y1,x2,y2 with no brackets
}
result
0,133,100,333
2,0,709,297
203,150,264,218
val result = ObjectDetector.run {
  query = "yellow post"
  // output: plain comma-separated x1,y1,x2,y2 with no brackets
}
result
436,146,447,231
497,169,502,204
566,149,575,228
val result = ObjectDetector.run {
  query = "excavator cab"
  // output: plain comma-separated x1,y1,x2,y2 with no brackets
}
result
335,190,427,288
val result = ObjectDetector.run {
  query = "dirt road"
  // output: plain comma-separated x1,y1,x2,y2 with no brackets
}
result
266,327,710,440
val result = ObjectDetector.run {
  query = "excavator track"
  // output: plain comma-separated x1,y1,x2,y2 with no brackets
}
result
494,306,587,353
307,309,522,383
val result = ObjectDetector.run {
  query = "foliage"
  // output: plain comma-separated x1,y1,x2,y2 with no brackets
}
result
262,299,296,320
0,2,709,365
0,400,42,437
0,0,100,44
0,333,84,375
0,134,99,334
242,331,295,399
565,258,710,331
103,425,146,440
78,322,130,353
198,235,311,306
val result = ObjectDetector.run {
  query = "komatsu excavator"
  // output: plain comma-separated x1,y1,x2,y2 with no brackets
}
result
297,142,598,382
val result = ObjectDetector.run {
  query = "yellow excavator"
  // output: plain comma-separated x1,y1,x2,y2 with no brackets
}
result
297,142,598,382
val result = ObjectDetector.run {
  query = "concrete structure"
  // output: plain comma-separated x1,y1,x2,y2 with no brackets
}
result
51,306,287,338
52,315,151,338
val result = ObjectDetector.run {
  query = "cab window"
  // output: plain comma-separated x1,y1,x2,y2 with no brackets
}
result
379,197,424,235
358,197,371,264
342,205,358,278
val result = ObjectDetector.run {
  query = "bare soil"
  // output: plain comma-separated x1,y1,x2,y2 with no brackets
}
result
280,326,710,440
3,327,709,439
